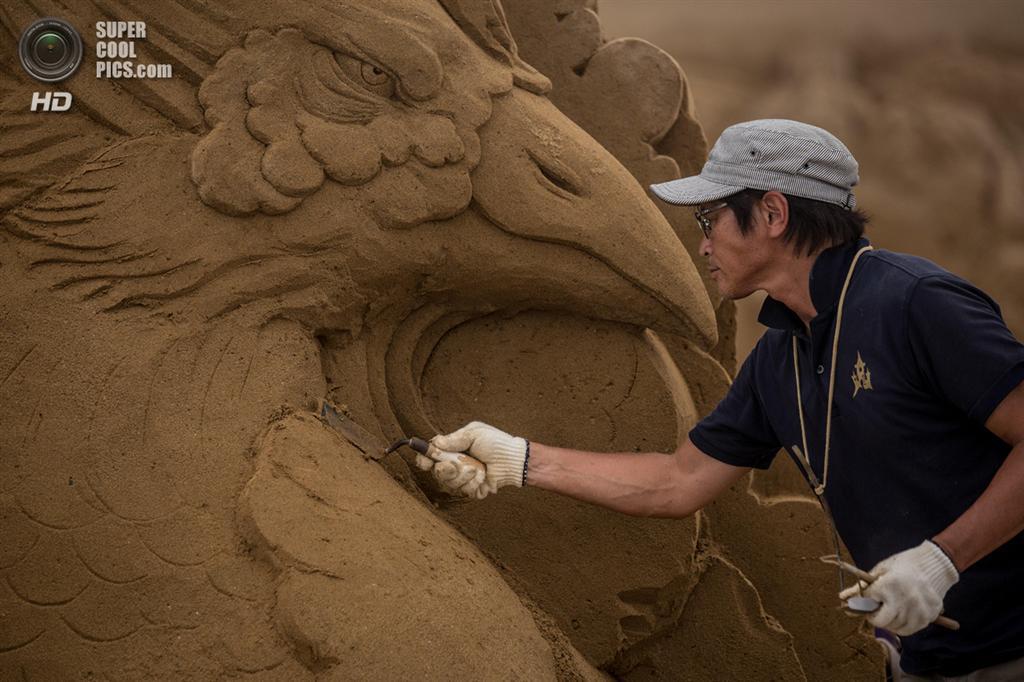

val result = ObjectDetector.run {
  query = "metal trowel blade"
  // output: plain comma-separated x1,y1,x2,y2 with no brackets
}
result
316,399,386,460
845,596,881,614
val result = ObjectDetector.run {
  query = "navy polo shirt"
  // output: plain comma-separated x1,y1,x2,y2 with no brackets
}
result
690,238,1024,676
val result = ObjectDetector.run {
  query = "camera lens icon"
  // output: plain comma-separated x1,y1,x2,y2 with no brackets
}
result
19,18,83,82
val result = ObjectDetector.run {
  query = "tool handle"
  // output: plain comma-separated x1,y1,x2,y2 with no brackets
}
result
426,444,486,474
407,437,431,455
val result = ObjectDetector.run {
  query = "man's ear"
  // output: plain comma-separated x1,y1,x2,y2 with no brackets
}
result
760,191,789,239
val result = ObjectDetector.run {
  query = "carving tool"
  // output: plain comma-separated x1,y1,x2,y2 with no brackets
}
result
314,399,487,483
819,555,960,631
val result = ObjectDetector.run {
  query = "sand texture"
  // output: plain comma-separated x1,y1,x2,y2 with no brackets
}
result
0,1,880,679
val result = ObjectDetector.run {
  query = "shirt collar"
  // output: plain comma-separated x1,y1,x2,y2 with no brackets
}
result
757,237,872,333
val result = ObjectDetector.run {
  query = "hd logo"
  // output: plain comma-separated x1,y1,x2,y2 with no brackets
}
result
30,91,73,112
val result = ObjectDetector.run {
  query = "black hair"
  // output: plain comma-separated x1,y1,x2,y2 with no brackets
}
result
723,189,869,257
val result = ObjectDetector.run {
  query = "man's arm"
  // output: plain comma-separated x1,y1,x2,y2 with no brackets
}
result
932,378,1024,571
526,437,751,518
426,421,751,518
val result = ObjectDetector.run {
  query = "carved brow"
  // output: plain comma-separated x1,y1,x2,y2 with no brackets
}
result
301,4,443,101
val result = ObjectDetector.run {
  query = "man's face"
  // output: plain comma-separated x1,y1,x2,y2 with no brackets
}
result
697,200,771,301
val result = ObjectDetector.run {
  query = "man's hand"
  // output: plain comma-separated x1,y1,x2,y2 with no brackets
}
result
418,422,528,499
415,447,490,499
858,540,959,636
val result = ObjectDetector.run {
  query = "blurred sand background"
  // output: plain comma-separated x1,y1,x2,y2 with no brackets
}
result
599,0,1024,359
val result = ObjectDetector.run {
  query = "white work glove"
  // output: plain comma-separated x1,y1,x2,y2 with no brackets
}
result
420,422,528,500
860,540,959,636
415,447,490,499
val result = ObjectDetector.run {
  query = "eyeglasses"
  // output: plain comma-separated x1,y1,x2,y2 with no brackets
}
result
694,201,729,239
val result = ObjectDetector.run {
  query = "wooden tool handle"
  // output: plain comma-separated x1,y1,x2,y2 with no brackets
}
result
427,444,486,473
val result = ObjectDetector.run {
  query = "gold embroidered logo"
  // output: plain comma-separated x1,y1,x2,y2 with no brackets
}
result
851,352,873,397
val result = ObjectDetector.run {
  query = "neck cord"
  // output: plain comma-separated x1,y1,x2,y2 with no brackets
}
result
792,245,873,497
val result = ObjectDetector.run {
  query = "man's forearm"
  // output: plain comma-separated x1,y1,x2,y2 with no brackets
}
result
526,443,688,517
933,440,1024,571
526,440,746,518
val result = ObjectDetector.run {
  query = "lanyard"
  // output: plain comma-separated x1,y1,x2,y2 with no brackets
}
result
792,245,874,497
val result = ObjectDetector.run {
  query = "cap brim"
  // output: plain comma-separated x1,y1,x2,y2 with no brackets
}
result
649,175,744,206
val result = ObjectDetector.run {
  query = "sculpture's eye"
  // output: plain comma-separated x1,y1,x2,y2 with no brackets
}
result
334,52,395,98
361,63,388,86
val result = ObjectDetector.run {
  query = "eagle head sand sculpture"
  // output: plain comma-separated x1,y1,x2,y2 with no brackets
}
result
0,0,718,677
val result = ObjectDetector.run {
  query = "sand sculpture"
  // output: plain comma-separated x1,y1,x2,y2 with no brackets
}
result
0,0,881,678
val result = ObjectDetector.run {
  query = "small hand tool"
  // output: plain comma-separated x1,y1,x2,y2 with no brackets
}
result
819,555,959,631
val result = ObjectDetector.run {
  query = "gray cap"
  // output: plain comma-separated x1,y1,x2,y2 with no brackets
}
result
650,119,859,209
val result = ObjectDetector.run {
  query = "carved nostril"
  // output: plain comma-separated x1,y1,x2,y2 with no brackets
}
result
527,149,583,197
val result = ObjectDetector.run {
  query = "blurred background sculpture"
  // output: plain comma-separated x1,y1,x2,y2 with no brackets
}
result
1,1,884,679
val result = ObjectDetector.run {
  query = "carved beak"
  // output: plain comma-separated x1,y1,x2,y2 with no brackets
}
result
467,87,717,348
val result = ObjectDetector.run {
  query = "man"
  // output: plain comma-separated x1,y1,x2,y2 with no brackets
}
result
418,120,1024,680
